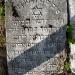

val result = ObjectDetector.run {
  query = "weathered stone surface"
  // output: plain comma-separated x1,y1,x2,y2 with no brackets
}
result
69,0,75,73
69,0,75,39
5,0,67,75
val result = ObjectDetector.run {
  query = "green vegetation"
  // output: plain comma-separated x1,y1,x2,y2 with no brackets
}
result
0,2,7,75
64,62,70,70
66,24,75,44
0,3,5,16
0,6,4,16
64,23,73,74
64,61,72,75
0,1,5,47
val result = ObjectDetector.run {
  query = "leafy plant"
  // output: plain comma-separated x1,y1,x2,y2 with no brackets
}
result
64,62,70,71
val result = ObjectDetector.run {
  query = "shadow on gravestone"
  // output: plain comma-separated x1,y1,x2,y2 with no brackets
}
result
8,25,67,75
5,0,67,75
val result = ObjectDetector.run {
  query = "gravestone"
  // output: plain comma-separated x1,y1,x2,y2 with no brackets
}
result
69,0,75,39
69,0,75,73
5,0,67,75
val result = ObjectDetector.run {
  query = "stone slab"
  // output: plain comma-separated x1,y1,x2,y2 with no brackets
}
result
5,0,67,75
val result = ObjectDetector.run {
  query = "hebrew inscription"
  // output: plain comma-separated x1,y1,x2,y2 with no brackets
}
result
6,0,67,75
